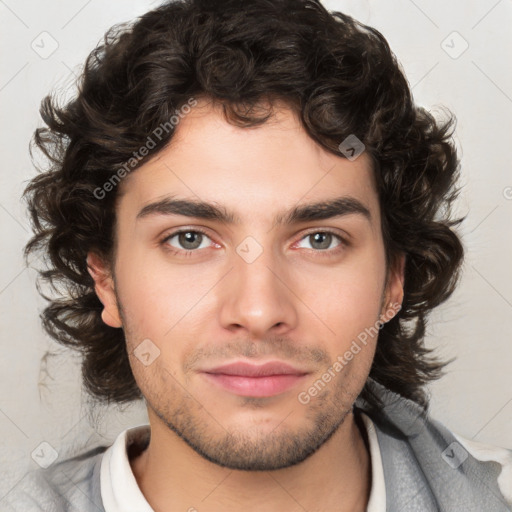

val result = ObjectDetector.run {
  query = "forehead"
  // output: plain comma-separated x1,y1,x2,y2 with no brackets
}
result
117,98,379,228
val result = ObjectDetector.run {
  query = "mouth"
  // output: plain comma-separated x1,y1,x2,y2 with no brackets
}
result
200,361,310,398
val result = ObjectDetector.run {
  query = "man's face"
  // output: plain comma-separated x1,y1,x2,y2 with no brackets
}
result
91,98,403,471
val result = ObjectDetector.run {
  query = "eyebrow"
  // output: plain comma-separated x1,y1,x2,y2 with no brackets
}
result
136,195,372,227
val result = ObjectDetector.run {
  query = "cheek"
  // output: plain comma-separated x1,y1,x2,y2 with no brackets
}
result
291,253,386,377
115,247,218,340
298,248,385,325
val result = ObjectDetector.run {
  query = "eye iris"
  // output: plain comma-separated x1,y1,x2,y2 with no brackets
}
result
179,231,202,250
310,232,332,250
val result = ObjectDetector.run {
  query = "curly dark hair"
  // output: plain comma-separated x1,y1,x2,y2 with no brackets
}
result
23,0,465,410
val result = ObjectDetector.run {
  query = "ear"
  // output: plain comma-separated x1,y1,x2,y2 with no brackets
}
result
86,251,123,328
380,252,405,324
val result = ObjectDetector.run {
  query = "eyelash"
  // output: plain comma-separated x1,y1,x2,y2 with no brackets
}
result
159,228,349,258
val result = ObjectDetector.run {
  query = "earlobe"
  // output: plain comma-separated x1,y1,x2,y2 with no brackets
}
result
86,252,123,328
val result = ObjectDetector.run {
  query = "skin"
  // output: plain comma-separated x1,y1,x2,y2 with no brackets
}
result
87,97,404,512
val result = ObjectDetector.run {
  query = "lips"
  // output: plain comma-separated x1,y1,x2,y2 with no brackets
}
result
200,361,310,397
204,361,308,377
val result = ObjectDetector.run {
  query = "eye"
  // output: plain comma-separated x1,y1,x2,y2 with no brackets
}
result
295,231,346,253
160,229,215,253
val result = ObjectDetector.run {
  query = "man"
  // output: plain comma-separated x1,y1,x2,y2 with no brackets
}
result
8,0,511,510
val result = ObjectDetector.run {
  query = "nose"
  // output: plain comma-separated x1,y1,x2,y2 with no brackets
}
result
218,242,299,338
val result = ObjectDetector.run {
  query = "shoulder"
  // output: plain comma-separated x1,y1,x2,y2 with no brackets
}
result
452,433,512,504
357,379,512,511
1,445,108,512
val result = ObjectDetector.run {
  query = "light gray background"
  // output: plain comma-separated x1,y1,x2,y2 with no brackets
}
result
1,0,511,500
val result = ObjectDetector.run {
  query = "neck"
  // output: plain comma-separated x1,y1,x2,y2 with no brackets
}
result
130,409,371,512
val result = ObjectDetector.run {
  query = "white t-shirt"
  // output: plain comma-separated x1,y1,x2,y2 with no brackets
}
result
100,412,386,512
